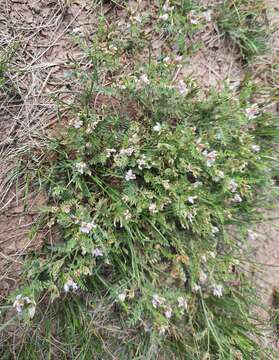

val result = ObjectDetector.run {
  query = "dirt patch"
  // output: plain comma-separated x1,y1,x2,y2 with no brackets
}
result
0,0,100,300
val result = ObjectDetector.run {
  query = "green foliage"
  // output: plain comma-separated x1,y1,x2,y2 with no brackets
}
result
216,0,268,61
1,1,277,359
5,47,278,358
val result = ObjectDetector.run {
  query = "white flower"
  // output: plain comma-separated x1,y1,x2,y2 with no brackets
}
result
189,11,199,25
108,44,118,53
132,13,142,23
125,169,136,181
72,119,83,128
162,180,170,189
13,295,36,317
203,150,217,167
75,162,87,174
187,196,197,204
251,144,260,153
159,13,169,21
208,251,216,258
245,104,259,119
174,55,183,63
92,248,103,257
163,56,171,65
192,283,201,293
199,271,207,284
72,27,81,34
165,309,172,319
106,148,117,158
201,255,207,263
152,294,165,308
177,296,188,310
212,284,223,298
64,278,78,293
136,74,150,89
13,295,26,313
187,212,195,223
162,1,174,12
232,194,242,203
120,147,135,156
137,158,146,170
159,325,168,335
149,203,158,213
177,80,188,96
229,180,238,193
139,74,149,84
79,221,97,234
203,10,212,22
153,122,162,132
193,181,202,188
213,170,224,182
118,293,126,302
124,209,132,220
212,226,219,234
247,229,257,241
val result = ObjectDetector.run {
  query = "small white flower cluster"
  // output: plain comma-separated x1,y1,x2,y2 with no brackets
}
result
177,80,188,96
137,156,146,170
120,147,135,156
192,283,201,292
212,284,223,298
212,170,225,182
177,296,188,310
187,196,197,204
245,104,259,119
203,10,212,22
199,271,208,284
79,221,97,234
162,1,174,13
149,203,158,213
153,122,162,132
188,10,199,25
159,325,168,335
125,169,136,181
124,209,132,220
229,179,238,193
251,144,260,153
247,229,257,241
64,278,78,293
118,293,126,302
106,148,117,158
70,118,83,129
75,162,87,174
92,248,103,257
151,294,166,309
136,74,149,89
13,295,36,318
163,55,183,66
202,150,217,167
231,194,242,203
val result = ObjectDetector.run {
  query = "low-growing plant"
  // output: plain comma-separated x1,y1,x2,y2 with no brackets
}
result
1,2,278,359
2,41,278,358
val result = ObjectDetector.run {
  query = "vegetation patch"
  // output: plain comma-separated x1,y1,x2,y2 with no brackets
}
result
0,1,278,359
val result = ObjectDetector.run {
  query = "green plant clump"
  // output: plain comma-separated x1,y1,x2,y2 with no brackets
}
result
217,0,268,61
4,47,278,358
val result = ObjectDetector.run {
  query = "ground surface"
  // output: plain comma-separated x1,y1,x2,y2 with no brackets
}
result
0,0,278,352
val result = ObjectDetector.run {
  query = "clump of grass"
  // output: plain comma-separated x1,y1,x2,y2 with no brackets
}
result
216,0,268,61
2,35,278,357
